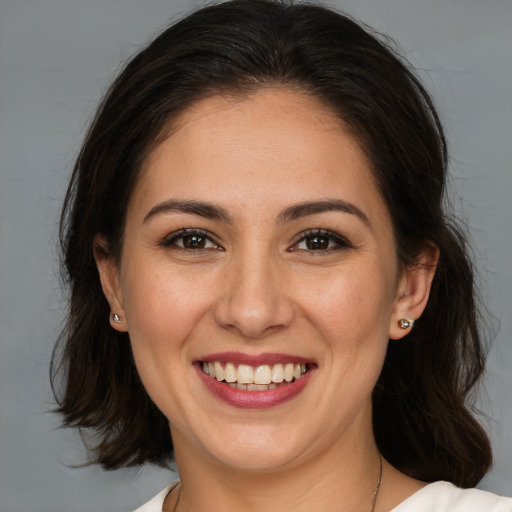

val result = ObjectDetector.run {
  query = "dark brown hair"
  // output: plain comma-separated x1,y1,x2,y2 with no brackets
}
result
51,0,492,485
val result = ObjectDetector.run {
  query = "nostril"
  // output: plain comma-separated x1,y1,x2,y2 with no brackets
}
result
213,295,294,339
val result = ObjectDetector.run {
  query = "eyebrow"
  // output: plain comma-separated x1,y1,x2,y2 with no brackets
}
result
143,198,370,227
143,199,232,223
277,199,370,227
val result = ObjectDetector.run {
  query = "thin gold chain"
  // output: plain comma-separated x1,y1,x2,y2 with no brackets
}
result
370,455,383,512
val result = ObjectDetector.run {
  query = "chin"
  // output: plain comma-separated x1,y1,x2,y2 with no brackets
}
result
198,424,309,472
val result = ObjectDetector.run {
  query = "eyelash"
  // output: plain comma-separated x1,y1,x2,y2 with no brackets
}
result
159,229,223,251
159,228,353,253
290,229,354,253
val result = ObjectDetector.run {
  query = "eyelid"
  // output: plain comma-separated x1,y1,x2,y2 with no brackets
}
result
289,228,354,252
159,228,223,250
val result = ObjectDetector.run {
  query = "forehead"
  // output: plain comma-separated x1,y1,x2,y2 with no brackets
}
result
130,89,386,224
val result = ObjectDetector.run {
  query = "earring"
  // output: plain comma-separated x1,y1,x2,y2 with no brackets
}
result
112,313,121,323
398,318,414,330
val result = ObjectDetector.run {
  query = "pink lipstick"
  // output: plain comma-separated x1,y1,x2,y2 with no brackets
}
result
195,352,316,409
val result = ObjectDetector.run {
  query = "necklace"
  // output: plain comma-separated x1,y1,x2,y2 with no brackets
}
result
172,455,383,512
369,455,383,512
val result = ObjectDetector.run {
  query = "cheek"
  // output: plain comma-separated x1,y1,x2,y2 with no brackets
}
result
294,261,396,399
298,262,397,340
119,265,216,416
120,263,215,355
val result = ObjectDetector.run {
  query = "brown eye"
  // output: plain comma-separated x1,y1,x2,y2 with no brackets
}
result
161,229,221,250
182,234,208,249
305,235,330,250
292,229,353,252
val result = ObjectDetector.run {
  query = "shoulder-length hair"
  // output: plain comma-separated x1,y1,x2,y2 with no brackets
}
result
51,0,491,486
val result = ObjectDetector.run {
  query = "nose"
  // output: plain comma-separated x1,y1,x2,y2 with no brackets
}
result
213,251,294,339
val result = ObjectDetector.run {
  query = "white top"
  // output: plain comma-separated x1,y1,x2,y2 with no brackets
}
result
133,481,512,511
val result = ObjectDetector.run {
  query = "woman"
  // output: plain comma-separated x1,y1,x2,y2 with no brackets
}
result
51,1,512,510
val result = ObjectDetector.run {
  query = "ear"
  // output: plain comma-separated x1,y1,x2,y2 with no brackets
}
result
389,242,439,340
93,235,127,332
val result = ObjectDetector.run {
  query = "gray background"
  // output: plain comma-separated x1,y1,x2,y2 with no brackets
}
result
0,0,511,510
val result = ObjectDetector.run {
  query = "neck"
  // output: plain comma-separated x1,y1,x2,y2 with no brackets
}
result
168,426,383,512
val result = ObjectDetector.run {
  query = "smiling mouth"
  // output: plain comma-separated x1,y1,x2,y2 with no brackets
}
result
201,361,309,391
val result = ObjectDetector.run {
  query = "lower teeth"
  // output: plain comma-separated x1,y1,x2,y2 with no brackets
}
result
225,381,291,391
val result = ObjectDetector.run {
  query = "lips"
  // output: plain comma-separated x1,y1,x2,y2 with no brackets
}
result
196,352,315,408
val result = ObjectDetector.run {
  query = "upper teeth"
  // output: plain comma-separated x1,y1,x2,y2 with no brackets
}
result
203,362,307,385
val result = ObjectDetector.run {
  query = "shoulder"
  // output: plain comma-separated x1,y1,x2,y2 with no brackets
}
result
391,481,512,511
132,482,177,512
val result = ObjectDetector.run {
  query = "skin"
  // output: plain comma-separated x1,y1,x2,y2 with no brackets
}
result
95,89,438,511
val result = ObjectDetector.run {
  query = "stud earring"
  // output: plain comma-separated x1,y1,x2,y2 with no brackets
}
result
398,318,414,330
112,313,121,323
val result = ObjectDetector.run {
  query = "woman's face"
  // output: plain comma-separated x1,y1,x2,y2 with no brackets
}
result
98,89,431,472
